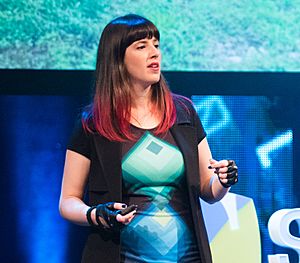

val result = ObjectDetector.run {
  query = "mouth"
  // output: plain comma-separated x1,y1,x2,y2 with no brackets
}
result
147,62,160,70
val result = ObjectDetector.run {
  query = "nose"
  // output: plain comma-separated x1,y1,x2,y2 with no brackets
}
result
149,44,160,59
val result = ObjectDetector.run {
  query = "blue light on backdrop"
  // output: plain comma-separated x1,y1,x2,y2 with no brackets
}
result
0,95,84,263
256,130,293,169
192,96,295,261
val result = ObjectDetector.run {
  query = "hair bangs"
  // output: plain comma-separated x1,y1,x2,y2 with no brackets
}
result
112,14,159,49
126,22,159,47
110,14,159,55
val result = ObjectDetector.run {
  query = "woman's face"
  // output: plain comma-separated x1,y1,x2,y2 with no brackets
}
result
124,37,161,88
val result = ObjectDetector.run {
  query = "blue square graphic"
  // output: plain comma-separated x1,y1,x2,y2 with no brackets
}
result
146,141,163,155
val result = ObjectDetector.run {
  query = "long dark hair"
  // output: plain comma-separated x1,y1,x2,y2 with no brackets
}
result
83,14,176,141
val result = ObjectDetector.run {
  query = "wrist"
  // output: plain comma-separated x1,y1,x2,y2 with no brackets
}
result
86,206,97,226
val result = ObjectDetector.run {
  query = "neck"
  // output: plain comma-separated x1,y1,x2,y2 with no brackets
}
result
131,84,152,110
130,84,160,128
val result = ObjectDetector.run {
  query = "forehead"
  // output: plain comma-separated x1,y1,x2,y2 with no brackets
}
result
132,37,159,44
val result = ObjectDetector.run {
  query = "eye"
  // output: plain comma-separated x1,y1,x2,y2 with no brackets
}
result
137,45,146,50
154,44,159,49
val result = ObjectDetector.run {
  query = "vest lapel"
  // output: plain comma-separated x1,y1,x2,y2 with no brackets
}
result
93,136,122,202
170,124,200,190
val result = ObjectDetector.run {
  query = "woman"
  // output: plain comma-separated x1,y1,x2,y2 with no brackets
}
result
59,14,238,263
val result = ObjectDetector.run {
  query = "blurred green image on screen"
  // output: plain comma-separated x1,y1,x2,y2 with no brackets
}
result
1,0,300,71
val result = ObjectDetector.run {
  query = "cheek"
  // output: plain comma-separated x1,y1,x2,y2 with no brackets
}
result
124,55,143,74
125,61,137,77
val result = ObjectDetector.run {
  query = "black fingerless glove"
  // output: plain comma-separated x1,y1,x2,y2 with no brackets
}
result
218,160,238,188
86,202,122,231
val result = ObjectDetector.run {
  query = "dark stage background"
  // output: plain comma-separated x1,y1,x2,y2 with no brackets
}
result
0,70,300,262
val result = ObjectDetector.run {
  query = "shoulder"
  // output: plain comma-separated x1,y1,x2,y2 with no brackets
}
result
172,94,197,124
69,118,93,145
173,94,194,110
172,94,207,142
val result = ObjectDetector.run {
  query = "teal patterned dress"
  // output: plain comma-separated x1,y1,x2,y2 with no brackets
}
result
120,127,201,262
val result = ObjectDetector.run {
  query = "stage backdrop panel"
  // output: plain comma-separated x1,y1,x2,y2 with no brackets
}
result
1,0,300,71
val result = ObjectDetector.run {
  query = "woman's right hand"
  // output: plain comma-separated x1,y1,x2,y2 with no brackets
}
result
87,202,137,231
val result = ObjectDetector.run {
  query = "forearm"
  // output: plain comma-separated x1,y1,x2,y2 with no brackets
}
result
209,174,230,202
59,196,92,226
200,174,229,204
59,151,95,226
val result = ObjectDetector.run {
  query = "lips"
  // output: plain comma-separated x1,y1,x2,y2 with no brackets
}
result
147,62,160,73
147,62,159,69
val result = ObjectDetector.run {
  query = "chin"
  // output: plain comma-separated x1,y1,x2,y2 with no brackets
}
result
138,75,161,87
150,76,161,84
149,80,160,87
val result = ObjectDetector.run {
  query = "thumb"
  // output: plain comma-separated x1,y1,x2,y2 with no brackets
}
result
209,158,218,164
208,158,219,168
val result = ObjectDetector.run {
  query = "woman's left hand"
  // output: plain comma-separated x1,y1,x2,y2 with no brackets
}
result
208,159,238,188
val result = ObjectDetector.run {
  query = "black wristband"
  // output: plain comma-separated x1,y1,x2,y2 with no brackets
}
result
86,206,97,226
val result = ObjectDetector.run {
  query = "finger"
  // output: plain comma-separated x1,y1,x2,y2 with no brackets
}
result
123,210,137,221
126,216,135,224
219,176,237,184
227,160,235,166
218,160,232,167
209,158,218,164
214,167,228,174
215,165,237,174
208,158,219,169
218,169,238,178
124,214,137,225
219,177,228,184
123,210,137,224
209,159,229,169
217,172,228,180
116,210,136,224
227,170,238,179
113,203,127,210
